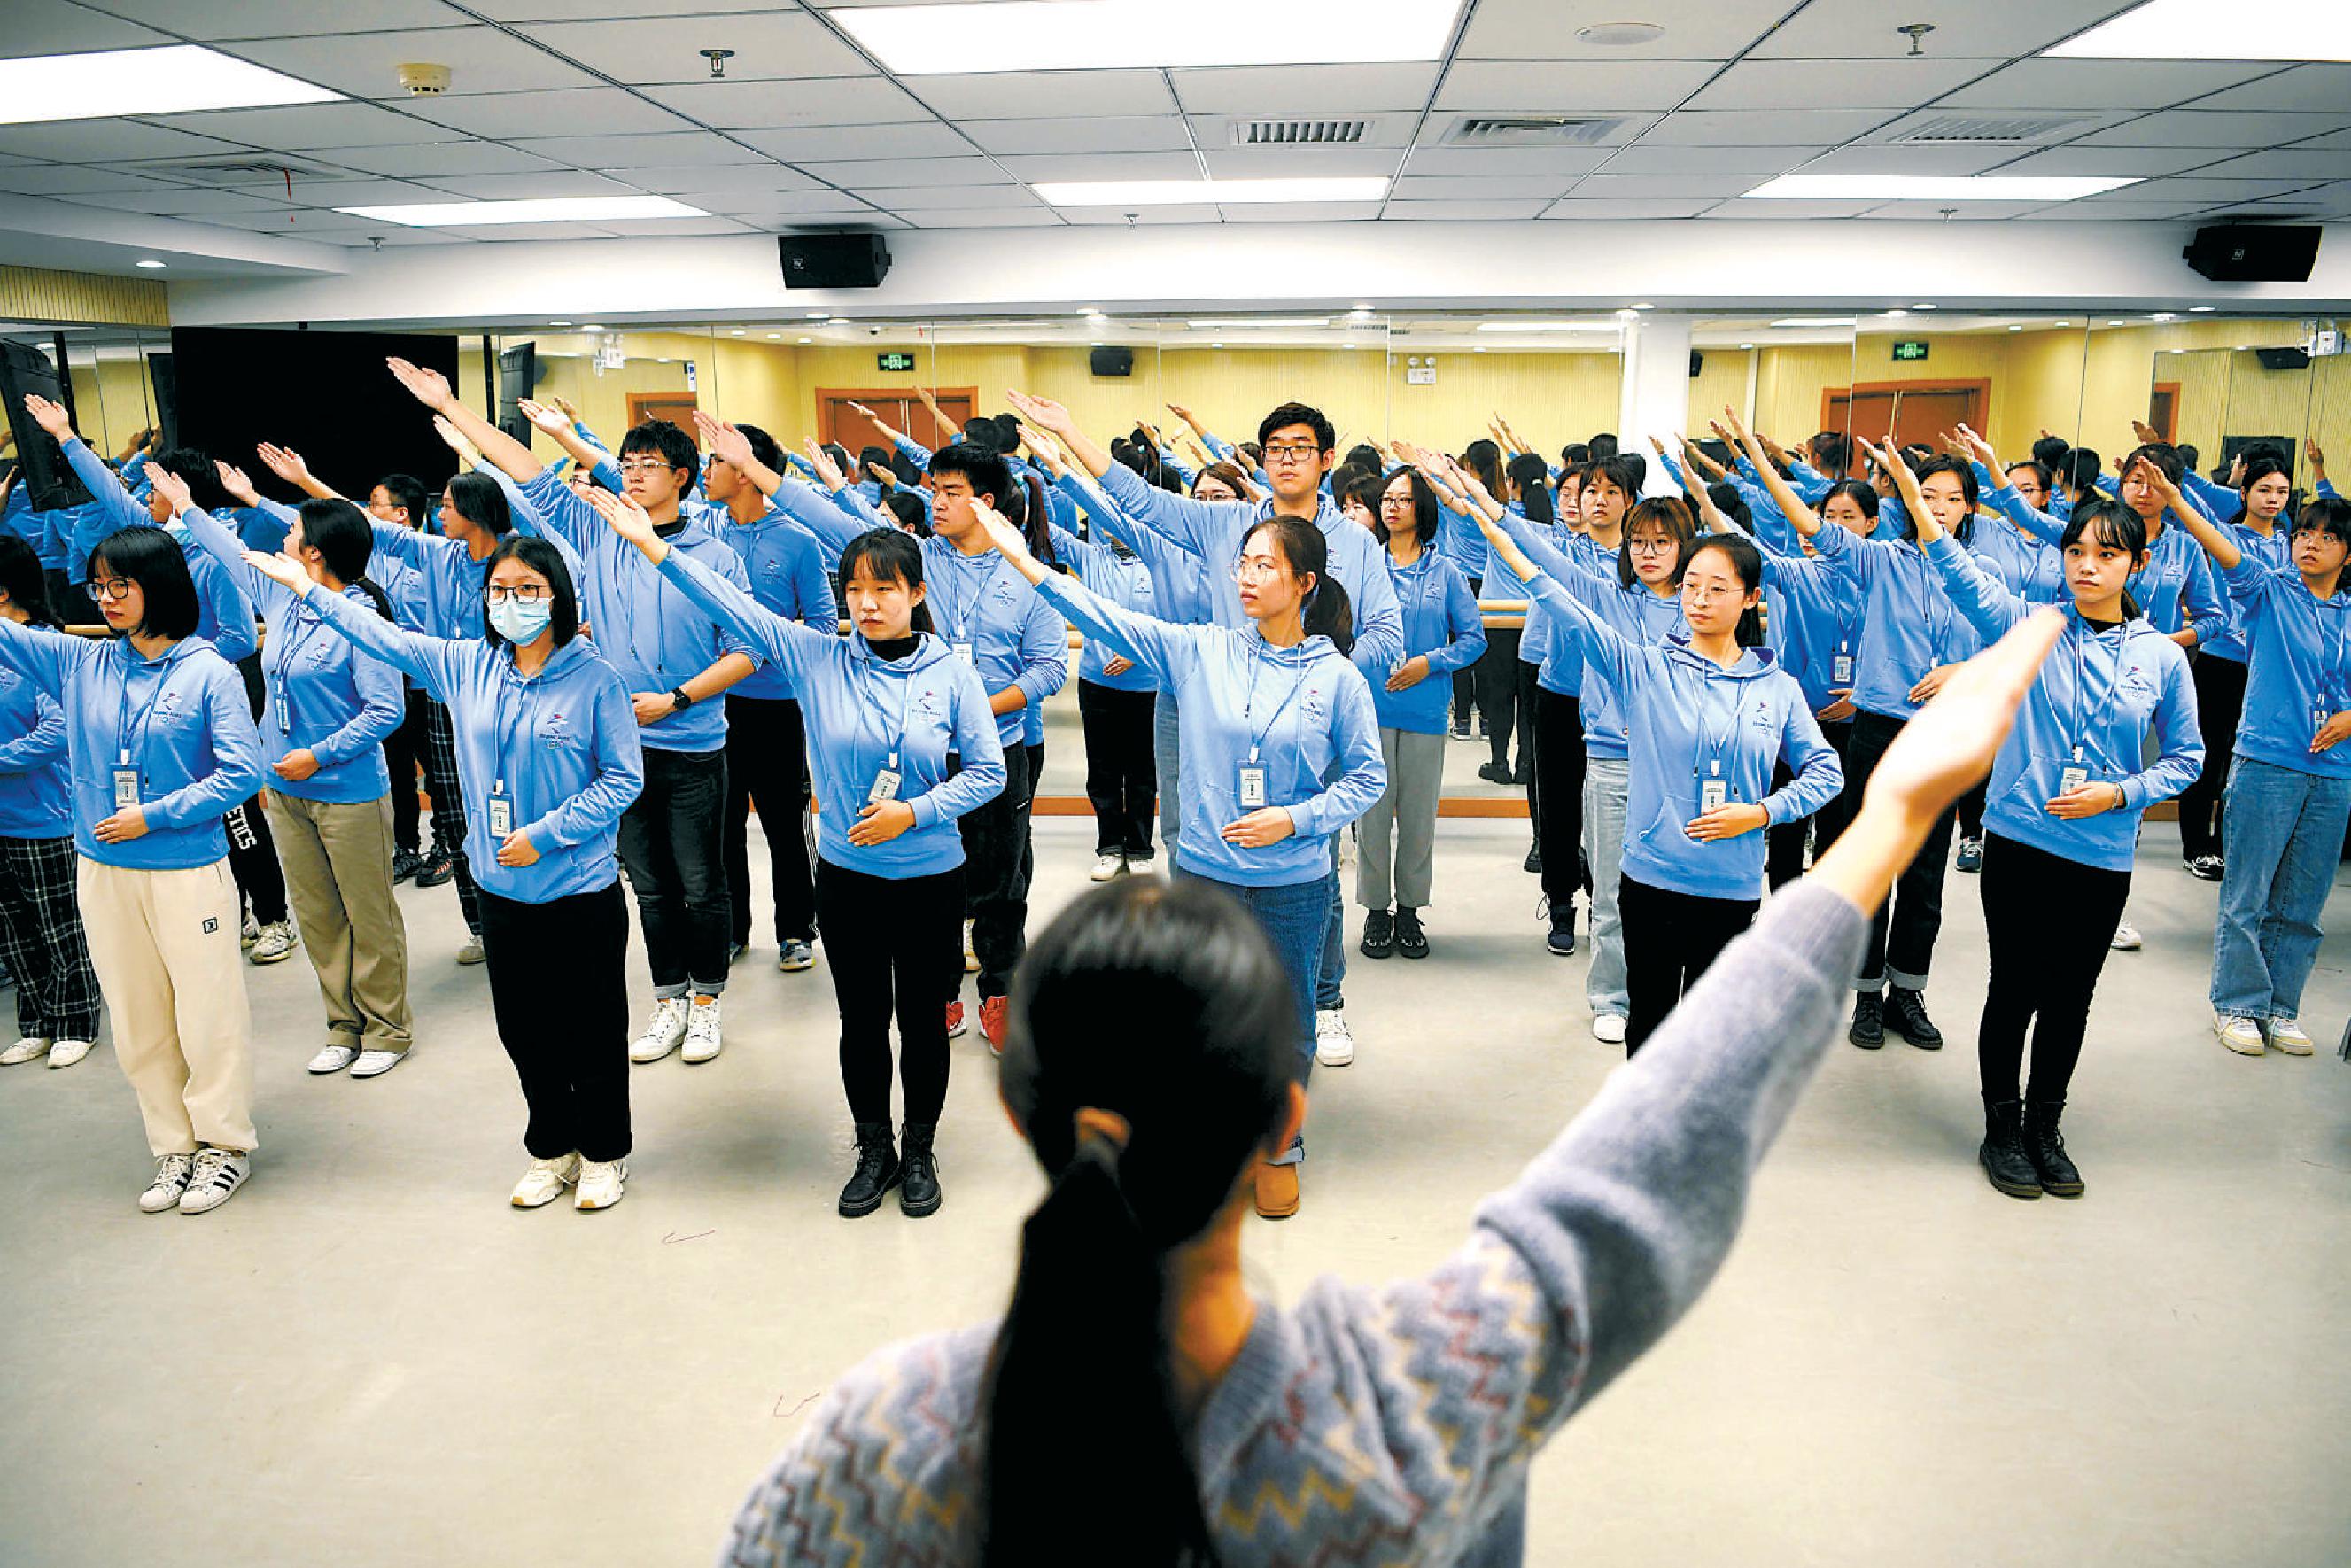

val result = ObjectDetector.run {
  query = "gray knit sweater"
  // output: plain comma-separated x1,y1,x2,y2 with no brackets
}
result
722,881,1866,1566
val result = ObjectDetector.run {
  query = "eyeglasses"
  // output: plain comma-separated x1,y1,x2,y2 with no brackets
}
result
1626,536,1679,554
1261,442,1323,463
1680,581,1745,605
616,458,678,476
484,584,550,604
1233,558,1288,583
85,578,136,601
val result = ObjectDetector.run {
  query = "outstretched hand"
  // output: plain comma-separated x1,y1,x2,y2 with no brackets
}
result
578,483,664,558
146,465,193,516
387,357,455,413
1865,610,2065,823
515,398,569,437
1005,389,1075,436
243,548,312,594
21,393,73,441
213,461,260,508
692,410,754,470
255,442,313,488
967,498,1031,563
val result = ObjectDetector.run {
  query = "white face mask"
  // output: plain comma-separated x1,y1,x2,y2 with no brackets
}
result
488,597,552,645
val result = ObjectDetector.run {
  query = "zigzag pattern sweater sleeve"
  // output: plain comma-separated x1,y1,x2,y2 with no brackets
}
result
719,882,1866,1567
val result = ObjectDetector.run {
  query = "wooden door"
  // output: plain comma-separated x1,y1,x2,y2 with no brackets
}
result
2148,384,2179,443
1825,382,1987,447
627,391,698,431
817,387,977,457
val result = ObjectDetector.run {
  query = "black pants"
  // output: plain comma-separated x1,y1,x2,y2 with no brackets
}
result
815,858,964,1126
957,743,1032,1001
1451,574,1480,729
478,880,632,1161
420,698,481,934
1956,779,1988,842
383,687,429,854
1618,873,1759,1055
1765,720,1855,890
1846,710,1959,990
1977,832,2130,1105
1475,625,1525,770
723,695,816,947
1078,679,1157,857
225,653,286,926
1532,685,1587,906
617,746,732,996
1807,719,1861,858
2177,651,2246,861
1019,739,1044,909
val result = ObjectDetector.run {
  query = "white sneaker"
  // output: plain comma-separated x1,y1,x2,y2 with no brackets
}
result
1314,1008,1354,1067
177,1147,249,1215
239,913,260,949
511,1151,581,1208
2109,920,2142,951
138,1153,194,1214
1593,1013,1628,1045
306,1043,357,1075
629,997,689,1063
349,1048,404,1078
778,939,814,973
455,936,486,966
2267,1017,2316,1056
1127,852,1157,875
575,1157,627,1210
0,1036,51,1066
2215,1012,2267,1056
681,997,724,1064
963,918,979,974
1090,852,1124,882
246,920,298,965
46,1038,92,1069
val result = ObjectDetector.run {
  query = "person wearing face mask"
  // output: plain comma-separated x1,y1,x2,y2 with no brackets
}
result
244,529,644,1211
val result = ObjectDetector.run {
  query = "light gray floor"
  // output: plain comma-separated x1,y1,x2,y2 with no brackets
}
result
3,807,2347,1568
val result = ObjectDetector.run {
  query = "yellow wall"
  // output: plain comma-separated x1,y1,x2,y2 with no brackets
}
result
64,356,162,458
0,265,166,327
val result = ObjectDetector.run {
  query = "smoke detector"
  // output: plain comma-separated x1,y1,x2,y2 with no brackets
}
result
396,62,451,96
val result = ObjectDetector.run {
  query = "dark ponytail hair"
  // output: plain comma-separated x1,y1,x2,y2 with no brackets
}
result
1243,516,1353,656
1463,439,1505,503
446,472,514,538
838,528,935,636
1506,451,1554,525
0,535,58,628
1679,532,1767,648
296,498,393,620
2060,497,2148,621
984,877,1299,1567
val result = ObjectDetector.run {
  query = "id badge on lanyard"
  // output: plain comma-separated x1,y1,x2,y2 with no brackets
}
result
488,779,513,838
951,640,974,664
1699,760,1728,813
1831,641,1853,687
2060,746,2089,797
869,750,903,805
1238,751,1269,810
113,753,139,810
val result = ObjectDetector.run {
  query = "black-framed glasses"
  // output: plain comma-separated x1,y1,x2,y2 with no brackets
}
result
484,584,550,604
85,578,135,601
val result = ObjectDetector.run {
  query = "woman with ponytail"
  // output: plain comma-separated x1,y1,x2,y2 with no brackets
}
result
724,612,2066,1568
960,501,1383,1220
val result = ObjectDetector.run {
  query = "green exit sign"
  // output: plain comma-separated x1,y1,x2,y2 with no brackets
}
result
1891,339,1930,362
877,351,916,371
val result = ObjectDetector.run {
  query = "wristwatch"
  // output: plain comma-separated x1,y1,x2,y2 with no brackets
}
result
671,686,695,712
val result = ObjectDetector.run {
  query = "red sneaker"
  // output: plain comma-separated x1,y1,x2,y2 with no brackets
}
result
946,1000,967,1039
980,995,1008,1056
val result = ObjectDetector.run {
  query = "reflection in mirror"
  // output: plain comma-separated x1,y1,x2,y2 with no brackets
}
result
2140,315,2330,510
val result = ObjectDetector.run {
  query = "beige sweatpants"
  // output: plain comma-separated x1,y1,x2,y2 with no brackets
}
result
76,856,257,1156
267,791,412,1053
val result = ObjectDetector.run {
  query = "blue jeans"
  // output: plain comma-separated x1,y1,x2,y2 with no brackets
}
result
2210,757,2351,1021
1178,866,1324,1164
1317,833,1346,1011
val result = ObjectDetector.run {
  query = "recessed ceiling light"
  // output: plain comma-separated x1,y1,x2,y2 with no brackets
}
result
807,311,827,318
766,332,781,338
1211,341,1224,348
798,337,812,343
1770,317,1858,328
1477,320,1619,332
730,329,745,335
2189,305,2215,312
580,323,607,331
134,259,165,268
828,317,851,324
1577,21,1666,45
1744,175,2140,201
336,196,710,227
1187,317,1331,329
1629,302,1653,310
2107,319,2126,325
1038,175,1388,206
0,43,339,126
835,0,1458,74
2045,0,2351,63
2151,312,2176,322
1913,303,1937,310
1738,342,1755,349
1473,345,1486,353
2053,320,2072,326
1342,342,1357,349
1353,302,1372,311
550,320,572,327
1884,308,1910,318
2010,324,2025,331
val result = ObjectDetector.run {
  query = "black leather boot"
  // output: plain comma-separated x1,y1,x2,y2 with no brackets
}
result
2023,1098,2084,1198
1849,990,1884,1049
1359,908,1394,959
838,1122,900,1218
898,1121,942,1217
1885,985,1944,1050
1979,1099,2042,1199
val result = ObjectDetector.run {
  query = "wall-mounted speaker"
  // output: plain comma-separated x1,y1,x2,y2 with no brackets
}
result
1090,345,1135,377
2184,224,2320,283
2254,346,2312,371
778,232,892,290
1688,349,1703,378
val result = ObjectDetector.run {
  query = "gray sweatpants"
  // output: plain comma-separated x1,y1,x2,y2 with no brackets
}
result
1357,727,1446,912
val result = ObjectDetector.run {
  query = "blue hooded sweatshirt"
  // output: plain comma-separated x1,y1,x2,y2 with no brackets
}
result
710,502,835,701
516,469,758,755
0,625,263,871
1923,533,2202,871
2216,553,2351,780
1989,483,2224,645
299,585,643,904
0,626,71,840
653,547,1006,880
1750,547,1865,718
1047,521,1158,693
60,439,258,663
179,508,404,803
2198,519,2291,664
1527,573,1842,901
1376,547,1485,735
1026,569,1385,889
1494,514,1681,761
1052,470,1213,627
1805,520,1976,723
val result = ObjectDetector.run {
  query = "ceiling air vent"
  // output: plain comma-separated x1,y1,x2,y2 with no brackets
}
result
1889,115,2091,144
1230,119,1368,146
140,156,341,186
1445,115,1625,146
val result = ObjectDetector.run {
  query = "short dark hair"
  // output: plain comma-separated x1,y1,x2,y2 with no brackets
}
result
2176,443,2200,472
1809,431,1852,476
960,416,1005,455
375,472,430,525
1339,468,1384,523
445,472,513,537
1255,402,1333,452
1587,432,1620,462
2060,448,2104,493
733,423,783,474
1589,454,1644,508
1343,442,1384,473
2030,434,2071,470
618,418,697,477
1560,442,1591,466
2122,442,2184,487
151,446,226,512
2292,495,2351,555
0,535,58,628
89,526,198,640
2006,460,2054,495
1372,465,1439,546
927,442,1013,508
481,535,580,649
839,527,935,635
1708,479,1753,533
1618,496,1695,587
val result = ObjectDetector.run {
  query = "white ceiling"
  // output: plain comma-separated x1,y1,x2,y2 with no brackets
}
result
0,0,2346,261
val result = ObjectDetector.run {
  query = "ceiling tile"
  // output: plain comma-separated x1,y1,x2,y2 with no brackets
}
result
466,0,811,19
1862,199,2060,220
1217,204,1385,224
2082,175,2332,202
606,162,820,194
677,190,882,217
588,215,758,237
1381,198,1553,220
907,71,1176,120
531,12,870,83
407,88,695,140
87,1,467,40
1199,147,1404,179
870,184,1044,211
222,27,603,97
326,142,573,178
508,132,769,168
1457,0,1789,61
2074,110,2351,148
1699,199,1881,219
1640,109,1899,147
1988,145,2236,178
0,121,244,163
1861,107,2133,144
640,76,928,128
1750,0,2138,61
732,124,973,161
50,186,295,216
1799,144,2021,175
2007,199,2222,219
1601,144,1827,176
1169,63,1438,115
0,165,187,198
795,156,1015,188
1569,174,1759,199
1390,175,1573,200
1688,58,1986,112
991,152,1201,183
1435,60,1719,113
896,209,1066,228
1943,59,2279,111
135,101,454,151
0,0,173,59
965,117,1193,156
409,170,643,198
1398,146,1610,176
1538,198,1715,219
436,221,624,241
2185,65,2351,114
2172,149,2351,182
254,178,461,206
201,206,386,233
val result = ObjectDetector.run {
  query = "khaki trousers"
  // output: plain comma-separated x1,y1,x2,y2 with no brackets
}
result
76,857,256,1156
266,791,412,1052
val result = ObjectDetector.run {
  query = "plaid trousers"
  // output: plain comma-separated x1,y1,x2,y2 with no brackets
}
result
420,697,482,934
0,834,101,1040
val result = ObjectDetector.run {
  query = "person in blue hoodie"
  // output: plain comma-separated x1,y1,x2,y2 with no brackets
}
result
581,485,1004,1222
0,539,101,1073
1897,449,2201,1201
400,369,758,1072
159,464,412,1082
0,525,264,1215
1040,477,1161,883
244,529,644,1214
1357,465,1484,964
967,501,1384,1223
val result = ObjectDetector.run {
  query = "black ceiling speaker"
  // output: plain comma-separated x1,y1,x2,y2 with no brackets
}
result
779,232,892,289
2254,346,2312,370
1688,349,1703,378
2184,223,2321,283
1090,345,1135,377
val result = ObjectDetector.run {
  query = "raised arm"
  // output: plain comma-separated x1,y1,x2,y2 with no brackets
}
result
967,501,1196,687
2135,460,2235,643
245,549,452,695
254,441,345,502
1921,532,2027,645
1723,406,1823,541
578,486,823,686
0,687,67,776
385,356,545,486
27,395,146,536
0,613,84,697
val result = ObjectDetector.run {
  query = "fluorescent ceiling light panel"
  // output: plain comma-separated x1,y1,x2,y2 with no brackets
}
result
1745,175,2140,201
1036,177,1389,206
2044,0,2351,61
335,197,710,227
0,43,341,125
1475,321,1619,332
1770,317,1858,328
1185,319,1331,329
837,0,1459,74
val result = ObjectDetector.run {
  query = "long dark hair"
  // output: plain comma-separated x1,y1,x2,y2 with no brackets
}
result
480,535,580,649
0,536,58,628
1243,516,1353,655
1506,451,1555,525
838,528,935,636
297,498,393,620
446,472,514,538
1462,439,1505,504
982,876,1299,1567
1678,532,1767,648
2231,454,2292,526
2060,497,2147,621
